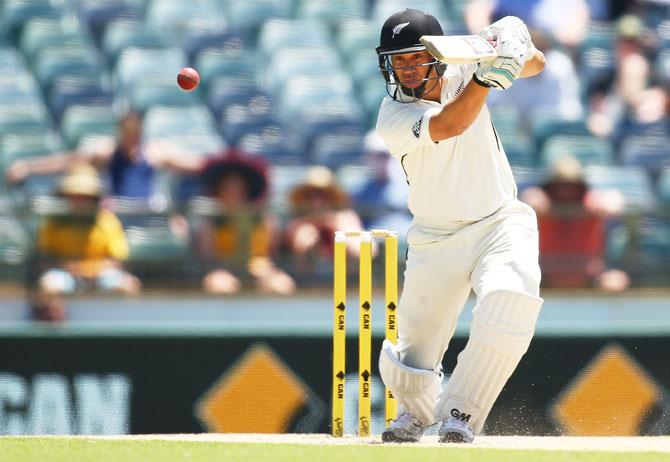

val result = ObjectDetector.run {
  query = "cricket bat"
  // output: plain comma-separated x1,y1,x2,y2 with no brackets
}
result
420,34,497,64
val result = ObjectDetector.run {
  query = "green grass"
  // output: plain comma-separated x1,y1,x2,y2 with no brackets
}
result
0,438,667,462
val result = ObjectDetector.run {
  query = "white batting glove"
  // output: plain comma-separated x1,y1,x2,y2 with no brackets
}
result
474,29,526,90
479,15,535,58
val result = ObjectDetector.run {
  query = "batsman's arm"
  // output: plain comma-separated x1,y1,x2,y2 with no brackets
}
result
519,49,545,78
428,80,490,142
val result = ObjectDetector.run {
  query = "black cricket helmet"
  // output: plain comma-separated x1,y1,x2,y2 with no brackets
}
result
376,9,446,102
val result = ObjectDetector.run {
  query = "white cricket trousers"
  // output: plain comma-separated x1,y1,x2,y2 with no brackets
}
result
396,199,543,431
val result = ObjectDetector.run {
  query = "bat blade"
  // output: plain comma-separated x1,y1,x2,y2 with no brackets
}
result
420,35,497,64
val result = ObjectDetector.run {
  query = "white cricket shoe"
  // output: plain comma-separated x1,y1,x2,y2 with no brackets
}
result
381,411,426,443
438,417,475,443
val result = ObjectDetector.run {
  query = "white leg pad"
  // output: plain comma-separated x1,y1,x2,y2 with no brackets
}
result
379,339,443,426
435,290,543,433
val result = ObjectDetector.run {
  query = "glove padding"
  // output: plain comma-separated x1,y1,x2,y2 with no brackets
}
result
474,29,526,90
479,15,534,57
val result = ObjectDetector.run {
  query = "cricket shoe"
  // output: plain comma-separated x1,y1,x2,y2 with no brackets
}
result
438,417,475,443
381,411,426,443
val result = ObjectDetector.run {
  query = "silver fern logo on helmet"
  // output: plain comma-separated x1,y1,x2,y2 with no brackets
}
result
392,22,410,38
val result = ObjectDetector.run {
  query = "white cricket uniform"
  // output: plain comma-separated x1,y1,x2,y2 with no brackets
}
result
376,64,543,433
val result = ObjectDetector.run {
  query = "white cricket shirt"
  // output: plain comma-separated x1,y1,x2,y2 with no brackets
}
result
376,64,517,231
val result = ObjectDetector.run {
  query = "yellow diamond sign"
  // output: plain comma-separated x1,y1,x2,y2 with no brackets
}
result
552,343,661,436
195,343,308,433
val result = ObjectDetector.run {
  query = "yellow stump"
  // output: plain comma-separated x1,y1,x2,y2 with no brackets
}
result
358,232,372,437
332,232,347,437
384,233,398,427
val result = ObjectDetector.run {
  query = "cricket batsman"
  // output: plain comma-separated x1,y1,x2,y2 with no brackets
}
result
374,9,546,443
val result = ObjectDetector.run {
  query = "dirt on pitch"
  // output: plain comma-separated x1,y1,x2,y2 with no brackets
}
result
89,434,670,452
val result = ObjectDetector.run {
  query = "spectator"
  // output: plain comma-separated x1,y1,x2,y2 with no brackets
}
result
5,111,205,207
354,130,412,236
283,166,365,279
521,154,630,290
32,164,140,322
195,151,295,295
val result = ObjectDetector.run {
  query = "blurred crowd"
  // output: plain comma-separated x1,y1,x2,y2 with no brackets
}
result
0,0,669,321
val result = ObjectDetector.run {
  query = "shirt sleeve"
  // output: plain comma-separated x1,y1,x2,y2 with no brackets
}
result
99,211,130,261
375,97,441,160
457,63,478,85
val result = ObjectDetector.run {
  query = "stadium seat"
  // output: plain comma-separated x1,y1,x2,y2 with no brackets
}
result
658,169,670,207
59,104,117,149
126,225,190,262
33,44,106,93
19,18,93,65
183,30,247,63
499,134,534,168
512,167,547,193
257,19,331,61
223,0,293,30
606,217,670,284
277,75,359,123
347,48,381,86
49,76,113,121
540,135,614,168
619,135,670,172
262,45,342,94
2,0,62,42
335,19,379,61
371,0,450,30
237,126,306,166
143,105,218,139
489,106,524,139
579,21,616,52
530,113,591,151
194,48,256,86
358,79,386,127
129,79,200,113
0,215,29,280
1,131,63,170
309,131,365,168
102,20,169,66
207,78,266,121
584,165,656,212
0,105,51,139
73,0,140,41
115,47,186,91
296,0,367,26
145,0,226,42
578,47,616,95
220,101,276,146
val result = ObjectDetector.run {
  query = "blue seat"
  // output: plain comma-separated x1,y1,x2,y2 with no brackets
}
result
207,78,266,120
579,47,616,95
238,126,306,166
296,115,364,151
606,217,670,283
194,48,256,85
257,19,331,61
33,44,106,93
59,103,116,149
619,135,670,172
500,134,534,168
1,131,63,170
658,169,670,206
3,0,62,42
262,45,342,94
128,79,199,113
512,167,547,193
309,131,365,168
579,22,616,52
49,76,113,121
115,47,186,91
335,19,379,61
102,20,169,66
143,105,218,139
530,114,591,151
223,0,293,30
145,0,226,42
584,165,656,212
540,135,614,168
220,102,277,146
19,18,93,65
73,0,140,41
296,0,366,26
183,30,247,63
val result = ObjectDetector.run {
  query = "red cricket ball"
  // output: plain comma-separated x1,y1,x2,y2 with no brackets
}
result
177,67,200,91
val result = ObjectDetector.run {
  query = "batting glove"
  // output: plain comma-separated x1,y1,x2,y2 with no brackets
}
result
474,29,526,90
479,15,535,58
